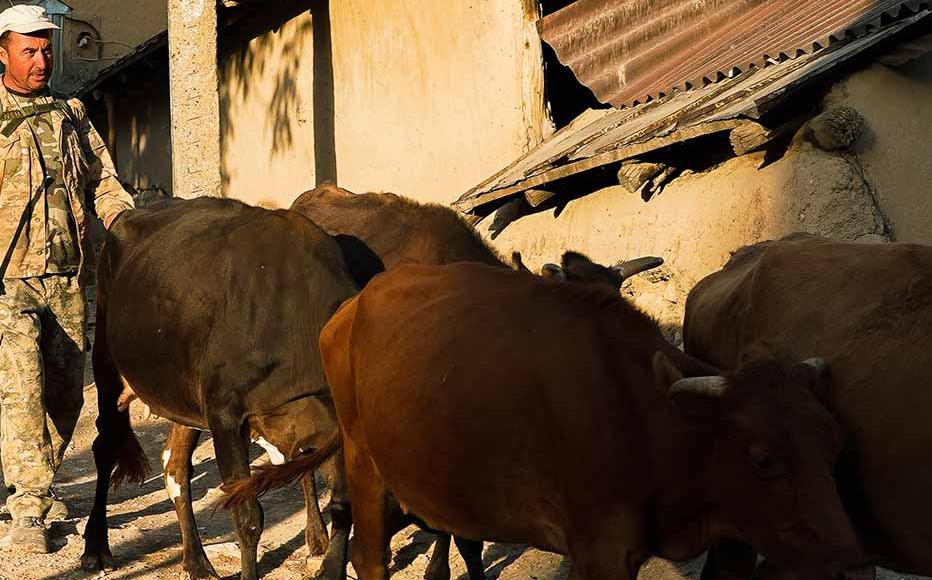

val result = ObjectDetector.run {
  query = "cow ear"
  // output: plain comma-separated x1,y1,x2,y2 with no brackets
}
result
801,357,831,402
655,352,728,420
511,251,531,273
562,251,622,287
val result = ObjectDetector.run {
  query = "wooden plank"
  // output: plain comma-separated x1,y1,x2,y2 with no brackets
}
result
454,119,743,213
456,107,616,203
524,189,557,207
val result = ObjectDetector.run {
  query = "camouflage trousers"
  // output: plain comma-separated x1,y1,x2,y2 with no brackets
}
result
0,275,85,520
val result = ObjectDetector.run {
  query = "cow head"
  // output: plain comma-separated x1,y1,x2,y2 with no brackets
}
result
652,352,862,567
541,251,663,289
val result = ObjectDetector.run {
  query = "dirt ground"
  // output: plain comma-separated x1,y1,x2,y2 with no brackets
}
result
0,382,923,580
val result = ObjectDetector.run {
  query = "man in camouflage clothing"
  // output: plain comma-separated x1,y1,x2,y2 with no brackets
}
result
0,5,133,552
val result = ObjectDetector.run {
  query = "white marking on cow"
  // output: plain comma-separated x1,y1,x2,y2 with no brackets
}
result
161,449,172,468
165,474,182,501
255,437,286,465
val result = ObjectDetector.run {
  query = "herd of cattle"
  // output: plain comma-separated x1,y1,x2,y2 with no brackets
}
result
71,182,931,580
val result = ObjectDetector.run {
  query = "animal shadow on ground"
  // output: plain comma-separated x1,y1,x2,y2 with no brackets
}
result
390,529,530,579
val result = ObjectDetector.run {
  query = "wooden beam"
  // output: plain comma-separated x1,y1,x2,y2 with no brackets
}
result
617,161,665,193
524,188,557,207
730,115,809,156
454,119,743,213
729,121,772,156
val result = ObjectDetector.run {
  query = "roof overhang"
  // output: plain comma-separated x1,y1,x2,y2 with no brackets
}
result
455,3,932,215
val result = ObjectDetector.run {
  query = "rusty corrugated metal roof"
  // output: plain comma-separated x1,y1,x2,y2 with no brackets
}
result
540,0,930,108
455,5,931,213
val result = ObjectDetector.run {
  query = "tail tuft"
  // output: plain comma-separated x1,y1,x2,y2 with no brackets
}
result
223,431,341,508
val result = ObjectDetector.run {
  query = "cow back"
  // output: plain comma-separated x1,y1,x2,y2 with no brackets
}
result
291,183,504,286
100,197,358,425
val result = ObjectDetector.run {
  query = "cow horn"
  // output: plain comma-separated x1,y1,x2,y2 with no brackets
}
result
611,256,664,280
669,376,728,397
541,263,567,281
802,357,828,374
802,357,831,401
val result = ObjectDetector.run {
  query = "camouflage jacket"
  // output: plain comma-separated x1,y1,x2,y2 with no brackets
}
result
0,80,134,286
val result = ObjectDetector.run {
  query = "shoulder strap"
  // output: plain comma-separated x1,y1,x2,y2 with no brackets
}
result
0,99,70,138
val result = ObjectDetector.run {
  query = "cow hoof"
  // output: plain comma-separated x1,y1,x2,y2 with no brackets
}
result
81,547,117,572
424,567,451,580
182,571,221,580
182,557,221,580
310,557,345,580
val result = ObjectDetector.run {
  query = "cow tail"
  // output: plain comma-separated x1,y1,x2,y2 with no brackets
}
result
223,430,342,508
93,294,151,488
108,409,150,486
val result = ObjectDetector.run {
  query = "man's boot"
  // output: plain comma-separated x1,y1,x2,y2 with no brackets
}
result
10,517,49,554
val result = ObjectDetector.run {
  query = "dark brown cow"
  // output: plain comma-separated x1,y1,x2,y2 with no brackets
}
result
80,198,358,580
228,261,863,580
290,182,660,289
685,233,932,580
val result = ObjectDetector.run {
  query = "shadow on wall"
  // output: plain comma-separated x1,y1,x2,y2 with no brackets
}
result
219,0,337,193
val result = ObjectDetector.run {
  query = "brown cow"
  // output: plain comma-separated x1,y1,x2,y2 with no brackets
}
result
289,182,660,579
227,261,863,580
685,233,932,580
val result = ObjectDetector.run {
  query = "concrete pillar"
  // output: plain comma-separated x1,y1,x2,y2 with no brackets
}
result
167,0,222,198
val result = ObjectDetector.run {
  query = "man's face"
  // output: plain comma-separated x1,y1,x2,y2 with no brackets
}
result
0,31,53,94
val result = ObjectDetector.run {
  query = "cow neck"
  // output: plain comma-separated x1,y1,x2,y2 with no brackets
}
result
600,309,725,560
645,415,723,560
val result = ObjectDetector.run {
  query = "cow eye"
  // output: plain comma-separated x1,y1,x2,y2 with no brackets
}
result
749,447,785,479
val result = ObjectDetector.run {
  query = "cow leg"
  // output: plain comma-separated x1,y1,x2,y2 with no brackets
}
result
344,440,391,580
81,431,118,571
210,417,264,580
313,450,351,580
423,534,452,580
700,541,757,580
454,536,486,580
568,512,646,580
163,424,218,579
302,471,329,556
82,309,149,572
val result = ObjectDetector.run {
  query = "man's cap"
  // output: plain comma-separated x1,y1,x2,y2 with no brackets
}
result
0,5,59,37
